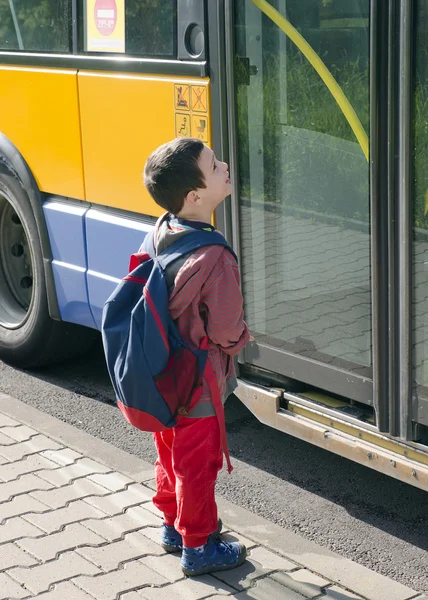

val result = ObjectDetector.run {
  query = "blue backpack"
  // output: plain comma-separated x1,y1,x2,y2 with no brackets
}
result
101,229,237,445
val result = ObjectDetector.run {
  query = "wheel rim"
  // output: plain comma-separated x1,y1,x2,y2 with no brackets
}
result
0,191,34,329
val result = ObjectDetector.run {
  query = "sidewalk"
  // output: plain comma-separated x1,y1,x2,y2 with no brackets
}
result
0,393,425,600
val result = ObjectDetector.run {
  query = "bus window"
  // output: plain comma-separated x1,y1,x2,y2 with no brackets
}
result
0,0,71,53
81,0,177,57
126,0,176,58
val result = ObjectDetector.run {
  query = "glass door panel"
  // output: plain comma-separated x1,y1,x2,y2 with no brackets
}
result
413,0,428,407
235,0,372,388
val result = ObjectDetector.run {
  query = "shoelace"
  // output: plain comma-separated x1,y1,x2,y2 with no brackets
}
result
217,541,235,556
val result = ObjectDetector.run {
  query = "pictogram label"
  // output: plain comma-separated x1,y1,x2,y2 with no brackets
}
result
191,115,209,142
175,113,190,138
191,86,208,112
175,84,190,111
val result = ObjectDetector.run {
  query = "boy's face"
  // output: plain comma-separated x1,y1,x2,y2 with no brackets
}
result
195,146,232,212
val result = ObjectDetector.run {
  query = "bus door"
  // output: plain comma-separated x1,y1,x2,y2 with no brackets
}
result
230,2,374,413
227,0,428,443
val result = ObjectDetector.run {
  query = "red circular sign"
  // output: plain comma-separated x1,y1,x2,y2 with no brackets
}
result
94,0,117,37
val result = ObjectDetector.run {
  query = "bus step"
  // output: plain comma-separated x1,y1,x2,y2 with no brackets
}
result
282,390,375,425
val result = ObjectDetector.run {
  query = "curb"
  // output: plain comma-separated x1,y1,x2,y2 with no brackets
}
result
0,392,421,600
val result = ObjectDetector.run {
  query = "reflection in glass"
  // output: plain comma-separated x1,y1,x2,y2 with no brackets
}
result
0,0,70,52
126,0,176,57
413,1,428,394
235,0,371,375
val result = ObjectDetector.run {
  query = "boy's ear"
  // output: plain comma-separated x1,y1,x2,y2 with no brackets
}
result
184,190,201,206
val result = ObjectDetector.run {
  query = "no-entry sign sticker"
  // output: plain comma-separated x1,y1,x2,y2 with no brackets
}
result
86,0,125,53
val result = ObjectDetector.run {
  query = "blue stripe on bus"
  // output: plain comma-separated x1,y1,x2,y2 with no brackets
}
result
43,199,153,330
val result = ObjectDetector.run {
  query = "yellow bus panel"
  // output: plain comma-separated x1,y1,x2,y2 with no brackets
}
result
0,66,85,200
77,72,211,216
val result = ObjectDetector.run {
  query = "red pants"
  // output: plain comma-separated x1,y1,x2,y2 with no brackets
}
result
152,415,223,548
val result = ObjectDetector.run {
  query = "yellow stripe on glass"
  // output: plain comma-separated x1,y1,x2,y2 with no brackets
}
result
249,0,369,162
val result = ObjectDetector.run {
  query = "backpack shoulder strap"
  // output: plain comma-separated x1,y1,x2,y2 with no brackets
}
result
139,230,156,258
156,231,237,271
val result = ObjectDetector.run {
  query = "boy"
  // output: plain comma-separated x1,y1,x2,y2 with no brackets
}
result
143,137,251,577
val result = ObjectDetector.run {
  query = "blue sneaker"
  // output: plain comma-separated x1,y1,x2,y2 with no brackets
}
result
161,518,223,553
181,535,247,576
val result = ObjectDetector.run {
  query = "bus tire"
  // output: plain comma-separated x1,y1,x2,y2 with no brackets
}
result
0,172,97,369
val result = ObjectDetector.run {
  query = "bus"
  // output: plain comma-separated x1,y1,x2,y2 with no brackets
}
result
1,0,428,491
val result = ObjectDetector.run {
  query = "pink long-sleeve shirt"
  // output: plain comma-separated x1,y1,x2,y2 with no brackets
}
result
168,241,249,416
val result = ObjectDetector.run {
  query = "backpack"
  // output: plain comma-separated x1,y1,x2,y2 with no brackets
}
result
101,229,236,472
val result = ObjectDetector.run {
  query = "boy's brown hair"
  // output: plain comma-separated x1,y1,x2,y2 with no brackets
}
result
144,138,207,215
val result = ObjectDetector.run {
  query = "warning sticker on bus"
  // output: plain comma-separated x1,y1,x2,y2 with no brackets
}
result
175,85,190,111
174,83,210,144
86,0,125,53
175,114,190,138
191,86,207,113
191,116,208,142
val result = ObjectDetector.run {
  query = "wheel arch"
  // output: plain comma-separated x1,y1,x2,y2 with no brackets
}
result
0,132,60,320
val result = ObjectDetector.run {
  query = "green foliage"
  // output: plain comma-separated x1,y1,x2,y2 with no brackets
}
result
126,0,175,57
236,43,370,222
0,0,69,52
414,73,428,230
236,4,428,230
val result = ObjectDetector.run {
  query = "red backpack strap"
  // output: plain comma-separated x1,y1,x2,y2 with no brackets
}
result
204,359,233,474
128,252,151,273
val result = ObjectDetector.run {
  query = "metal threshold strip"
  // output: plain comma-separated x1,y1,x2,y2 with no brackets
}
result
235,379,428,492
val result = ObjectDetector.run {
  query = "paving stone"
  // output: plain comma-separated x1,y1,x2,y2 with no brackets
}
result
35,581,95,599
125,504,162,525
82,483,153,515
39,448,82,466
0,543,38,569
37,459,111,486
0,494,50,523
0,515,45,544
0,435,62,461
323,586,364,599
7,551,101,594
76,530,165,570
88,471,134,491
271,569,330,598
29,478,111,509
233,576,307,600
0,573,29,599
0,431,21,445
211,556,268,591
144,478,156,491
123,574,236,599
0,455,59,482
83,507,161,541
73,559,168,599
0,425,38,441
137,526,166,546
214,545,296,591
248,546,297,571
16,523,106,561
220,532,259,549
22,500,107,533
0,473,54,502
0,414,20,427
142,501,164,519
139,553,184,583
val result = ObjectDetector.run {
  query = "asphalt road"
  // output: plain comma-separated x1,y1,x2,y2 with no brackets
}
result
0,338,427,593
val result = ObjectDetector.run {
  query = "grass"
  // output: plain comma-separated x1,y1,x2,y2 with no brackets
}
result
235,28,428,230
